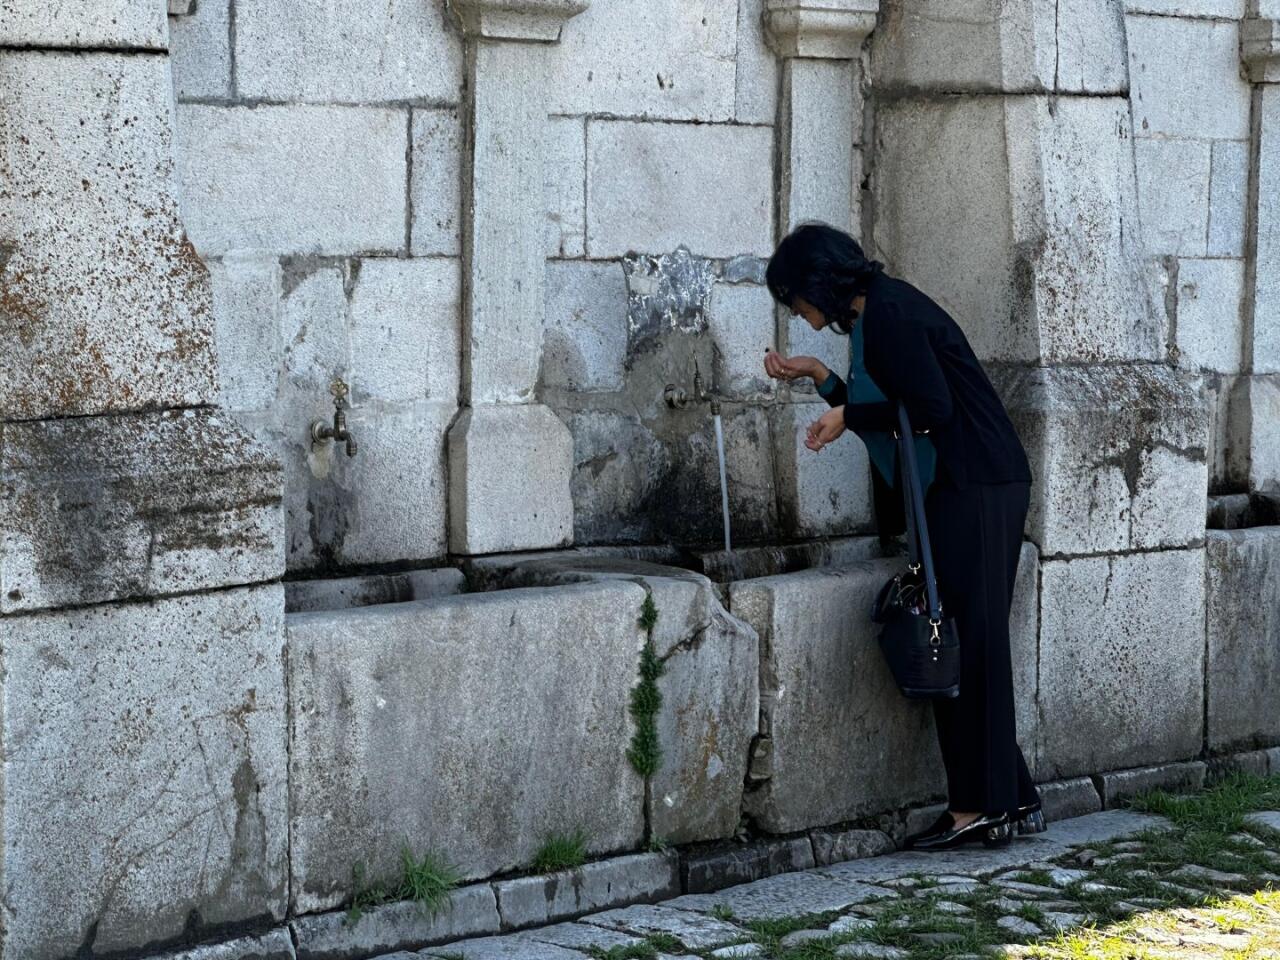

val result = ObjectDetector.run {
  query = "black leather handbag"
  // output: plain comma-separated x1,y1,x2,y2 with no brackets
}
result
869,403,961,699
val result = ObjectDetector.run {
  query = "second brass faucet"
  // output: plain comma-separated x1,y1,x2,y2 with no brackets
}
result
311,378,358,457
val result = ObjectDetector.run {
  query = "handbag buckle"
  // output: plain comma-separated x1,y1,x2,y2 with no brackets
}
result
929,618,942,646
908,562,921,574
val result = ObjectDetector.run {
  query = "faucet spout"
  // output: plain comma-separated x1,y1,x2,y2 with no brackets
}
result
310,379,359,458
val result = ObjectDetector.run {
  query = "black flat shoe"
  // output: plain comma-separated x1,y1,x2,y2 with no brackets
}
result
906,812,1013,851
1014,800,1047,835
904,811,955,849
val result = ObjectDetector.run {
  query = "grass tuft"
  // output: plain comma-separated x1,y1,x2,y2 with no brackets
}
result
531,829,589,873
639,594,659,632
586,944,658,960
347,847,460,925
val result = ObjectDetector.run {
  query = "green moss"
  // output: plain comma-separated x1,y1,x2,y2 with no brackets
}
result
627,596,665,778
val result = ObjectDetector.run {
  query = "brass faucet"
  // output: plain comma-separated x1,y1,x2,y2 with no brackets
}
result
310,379,358,457
693,359,721,416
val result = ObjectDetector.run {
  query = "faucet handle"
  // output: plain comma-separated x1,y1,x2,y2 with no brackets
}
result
329,378,350,403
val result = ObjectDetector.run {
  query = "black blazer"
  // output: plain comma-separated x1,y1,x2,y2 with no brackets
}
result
818,271,1032,538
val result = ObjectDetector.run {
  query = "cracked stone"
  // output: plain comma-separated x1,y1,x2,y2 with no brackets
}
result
1172,864,1248,885
1041,912,1087,932
828,916,877,934
998,916,1042,937
779,930,833,948
711,945,765,959
834,945,909,959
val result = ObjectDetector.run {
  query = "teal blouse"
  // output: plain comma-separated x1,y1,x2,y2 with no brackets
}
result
818,318,938,492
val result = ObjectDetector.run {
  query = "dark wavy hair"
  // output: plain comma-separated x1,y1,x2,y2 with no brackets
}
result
765,222,884,334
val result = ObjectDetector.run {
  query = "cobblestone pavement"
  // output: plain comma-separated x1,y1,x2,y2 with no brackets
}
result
385,808,1280,960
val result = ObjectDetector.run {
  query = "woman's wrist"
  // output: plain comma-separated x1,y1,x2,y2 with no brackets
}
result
808,359,830,382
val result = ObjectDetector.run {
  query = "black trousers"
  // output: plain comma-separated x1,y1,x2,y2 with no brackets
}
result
924,478,1039,815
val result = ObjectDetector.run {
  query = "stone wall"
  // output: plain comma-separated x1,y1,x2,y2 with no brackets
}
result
168,0,876,567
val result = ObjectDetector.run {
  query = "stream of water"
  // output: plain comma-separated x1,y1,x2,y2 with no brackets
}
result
713,412,732,554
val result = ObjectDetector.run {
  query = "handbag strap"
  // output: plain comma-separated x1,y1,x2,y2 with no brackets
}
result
896,403,943,622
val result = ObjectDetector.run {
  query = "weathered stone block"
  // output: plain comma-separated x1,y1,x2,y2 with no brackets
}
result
874,96,1157,364
1,52,218,420
149,929,296,960
586,121,774,258
1126,0,1243,14
665,870,884,922
465,40,552,403
1209,140,1249,259
731,562,946,833
1010,542,1041,779
494,853,679,930
1094,762,1208,809
1036,777,1102,823
286,581,646,912
350,258,461,405
708,283,776,398
169,0,232,99
1134,138,1212,258
1037,550,1206,779
1207,749,1272,782
772,402,874,538
0,0,166,47
285,568,465,613
1253,86,1280,375
1206,528,1280,751
1226,375,1280,492
176,105,407,256
779,58,859,231
1,409,284,613
410,108,463,258
1128,14,1251,141
291,884,501,960
999,364,1207,557
448,404,574,555
736,0,779,124
1174,258,1245,374
546,117,587,258
335,402,453,564
583,905,747,950
543,261,629,393
810,829,896,867
548,0,737,121
681,839,816,894
209,250,283,412
563,411,670,545
267,397,452,570
1,586,288,960
234,0,462,102
871,0,1126,94
647,576,760,845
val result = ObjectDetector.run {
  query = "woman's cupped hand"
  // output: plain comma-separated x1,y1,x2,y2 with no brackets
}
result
806,406,847,453
763,350,826,383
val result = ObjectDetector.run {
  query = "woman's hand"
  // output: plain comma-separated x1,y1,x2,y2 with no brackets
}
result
806,406,847,452
764,350,828,384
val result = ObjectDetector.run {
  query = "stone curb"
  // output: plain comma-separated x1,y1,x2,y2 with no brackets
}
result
139,750,1276,960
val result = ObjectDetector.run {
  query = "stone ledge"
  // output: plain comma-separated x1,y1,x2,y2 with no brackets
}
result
1093,761,1209,809
495,852,680,930
764,0,880,59
0,408,284,613
450,0,589,41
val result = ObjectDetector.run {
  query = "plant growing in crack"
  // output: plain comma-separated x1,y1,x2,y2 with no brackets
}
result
531,829,589,873
627,593,664,778
346,847,461,925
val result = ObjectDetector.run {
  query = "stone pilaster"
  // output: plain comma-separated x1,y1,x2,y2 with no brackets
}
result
866,0,1208,779
0,6,287,958
447,0,583,555
767,0,880,538
1234,15,1280,491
